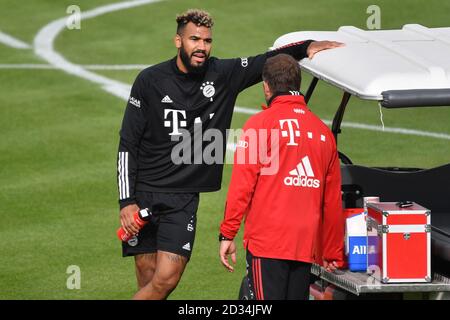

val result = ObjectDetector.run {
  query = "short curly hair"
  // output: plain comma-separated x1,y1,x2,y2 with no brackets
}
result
263,54,301,93
176,9,214,34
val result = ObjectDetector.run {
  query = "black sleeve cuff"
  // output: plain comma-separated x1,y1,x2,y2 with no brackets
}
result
269,39,315,60
119,198,137,210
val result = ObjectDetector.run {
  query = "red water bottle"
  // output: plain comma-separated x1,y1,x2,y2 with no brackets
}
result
117,208,152,242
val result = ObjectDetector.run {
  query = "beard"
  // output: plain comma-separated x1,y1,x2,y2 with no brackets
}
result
179,45,209,74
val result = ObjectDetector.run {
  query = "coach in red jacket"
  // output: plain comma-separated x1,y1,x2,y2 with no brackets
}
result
219,54,345,300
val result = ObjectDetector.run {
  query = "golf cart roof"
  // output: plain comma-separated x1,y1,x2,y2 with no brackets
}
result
272,24,450,107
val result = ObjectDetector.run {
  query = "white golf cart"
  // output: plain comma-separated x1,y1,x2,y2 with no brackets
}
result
242,24,450,300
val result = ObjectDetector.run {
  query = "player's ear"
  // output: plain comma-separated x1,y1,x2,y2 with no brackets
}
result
174,34,182,49
263,81,273,103
263,81,271,96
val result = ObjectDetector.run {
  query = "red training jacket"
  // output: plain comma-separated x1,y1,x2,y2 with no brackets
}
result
220,93,344,264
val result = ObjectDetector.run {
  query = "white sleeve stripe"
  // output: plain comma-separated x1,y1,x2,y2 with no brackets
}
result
121,152,126,200
121,152,125,200
118,152,130,200
118,152,123,200
118,152,121,199
124,152,130,198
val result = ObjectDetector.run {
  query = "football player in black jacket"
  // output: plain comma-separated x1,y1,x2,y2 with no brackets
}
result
117,9,343,299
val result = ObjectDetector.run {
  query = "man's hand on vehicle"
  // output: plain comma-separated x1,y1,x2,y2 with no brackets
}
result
120,204,140,236
307,40,344,59
323,260,341,273
219,240,237,272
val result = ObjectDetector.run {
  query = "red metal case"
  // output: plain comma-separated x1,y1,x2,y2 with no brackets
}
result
367,202,431,283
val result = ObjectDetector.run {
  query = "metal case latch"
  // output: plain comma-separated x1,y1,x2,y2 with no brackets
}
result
377,225,389,235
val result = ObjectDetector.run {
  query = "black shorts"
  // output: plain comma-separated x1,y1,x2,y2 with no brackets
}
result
245,250,311,300
122,191,199,259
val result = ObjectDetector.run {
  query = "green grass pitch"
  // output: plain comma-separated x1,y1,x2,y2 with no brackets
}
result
0,0,449,299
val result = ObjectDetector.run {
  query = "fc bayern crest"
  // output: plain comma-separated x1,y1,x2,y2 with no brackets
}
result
200,81,215,101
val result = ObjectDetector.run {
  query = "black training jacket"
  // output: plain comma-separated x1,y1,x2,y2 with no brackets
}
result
117,40,313,208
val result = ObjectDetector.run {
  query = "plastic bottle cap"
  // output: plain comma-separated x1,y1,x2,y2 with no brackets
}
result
140,208,150,218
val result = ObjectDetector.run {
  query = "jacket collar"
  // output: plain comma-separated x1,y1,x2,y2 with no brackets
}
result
263,91,307,109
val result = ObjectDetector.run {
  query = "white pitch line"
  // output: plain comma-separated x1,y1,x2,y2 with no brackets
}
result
338,121,450,140
32,0,450,142
230,108,450,140
0,30,31,49
0,63,150,70
85,64,149,70
34,0,162,100
234,106,261,115
0,64,55,69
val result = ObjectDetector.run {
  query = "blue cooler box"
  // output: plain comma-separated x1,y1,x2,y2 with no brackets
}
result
348,236,367,271
345,211,367,272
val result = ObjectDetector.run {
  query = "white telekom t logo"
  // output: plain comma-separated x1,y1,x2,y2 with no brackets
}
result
279,119,300,146
164,109,186,135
